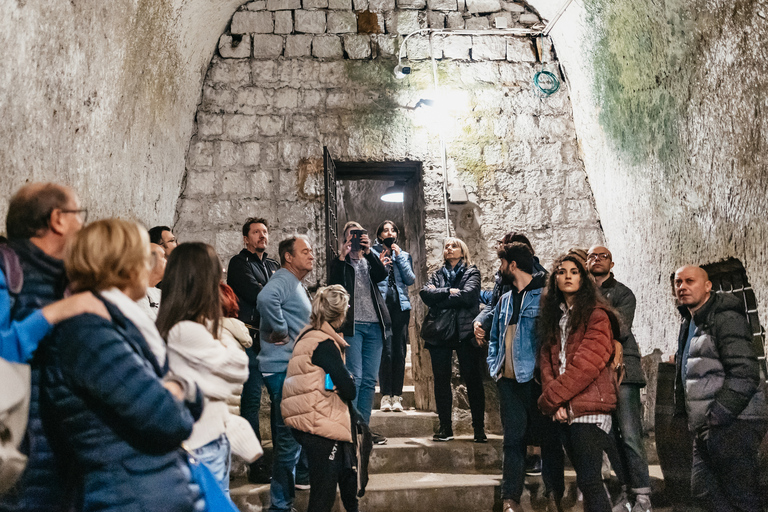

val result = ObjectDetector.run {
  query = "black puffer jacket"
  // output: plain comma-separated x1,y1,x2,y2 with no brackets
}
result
420,261,481,347
674,292,768,431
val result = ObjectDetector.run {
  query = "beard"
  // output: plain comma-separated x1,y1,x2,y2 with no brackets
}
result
500,270,515,286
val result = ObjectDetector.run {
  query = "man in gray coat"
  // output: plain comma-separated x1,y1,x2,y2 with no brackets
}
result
673,265,768,511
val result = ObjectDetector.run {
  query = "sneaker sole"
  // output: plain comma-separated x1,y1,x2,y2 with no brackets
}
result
433,436,454,441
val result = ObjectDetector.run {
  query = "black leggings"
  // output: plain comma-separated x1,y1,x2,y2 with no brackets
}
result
379,308,410,396
294,430,358,512
427,342,486,432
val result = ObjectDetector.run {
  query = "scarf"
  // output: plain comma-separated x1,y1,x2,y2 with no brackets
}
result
441,259,465,286
101,287,167,367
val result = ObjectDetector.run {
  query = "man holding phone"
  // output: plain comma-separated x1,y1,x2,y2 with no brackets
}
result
329,221,392,444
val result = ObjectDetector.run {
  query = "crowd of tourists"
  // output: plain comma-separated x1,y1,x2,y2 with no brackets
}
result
1,182,766,512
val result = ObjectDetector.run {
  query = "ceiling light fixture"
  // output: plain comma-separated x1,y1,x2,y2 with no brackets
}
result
381,181,405,203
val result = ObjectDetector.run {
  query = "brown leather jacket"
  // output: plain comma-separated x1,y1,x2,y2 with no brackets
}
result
281,323,353,442
538,306,618,418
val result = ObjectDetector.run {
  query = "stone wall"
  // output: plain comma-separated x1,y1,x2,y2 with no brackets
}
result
528,0,768,360
175,0,604,420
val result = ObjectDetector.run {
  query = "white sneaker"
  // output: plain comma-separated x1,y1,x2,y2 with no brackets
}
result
391,395,404,412
380,395,392,412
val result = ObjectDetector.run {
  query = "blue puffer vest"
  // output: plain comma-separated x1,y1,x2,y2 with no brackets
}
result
0,240,69,512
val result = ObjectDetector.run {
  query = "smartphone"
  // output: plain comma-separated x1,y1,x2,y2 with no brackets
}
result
324,373,334,391
350,229,367,252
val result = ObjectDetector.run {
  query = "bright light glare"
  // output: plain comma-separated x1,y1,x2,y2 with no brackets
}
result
412,90,471,130
381,191,404,202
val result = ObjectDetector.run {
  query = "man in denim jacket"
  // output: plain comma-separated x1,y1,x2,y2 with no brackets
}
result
487,242,563,512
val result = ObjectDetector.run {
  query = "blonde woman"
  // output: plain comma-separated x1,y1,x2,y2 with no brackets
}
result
282,285,358,512
42,219,202,512
419,237,485,442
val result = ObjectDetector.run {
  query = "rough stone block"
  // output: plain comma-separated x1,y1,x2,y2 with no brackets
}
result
353,0,368,10
295,10,327,33
300,89,326,108
219,34,251,59
466,0,500,14
290,115,317,137
327,11,357,33
471,35,506,60
442,35,471,59
465,16,490,29
252,35,284,58
246,0,267,9
446,12,465,28
428,11,445,28
536,36,556,63
267,0,300,9
240,142,262,166
216,141,240,168
397,0,426,8
312,35,343,58
317,115,341,133
343,34,372,59
304,0,329,8
188,141,214,167
250,170,275,198
186,171,216,196
197,113,223,138
274,11,293,34
231,11,274,33
285,34,313,57
326,91,353,109
274,87,299,108
518,12,540,25
405,34,441,59
372,34,397,56
388,10,421,34
500,1,524,12
329,0,353,8
225,114,259,142
506,38,536,62
208,58,251,85
426,0,457,11
483,144,503,166
258,115,284,136
201,86,234,111
368,0,395,11
221,171,250,194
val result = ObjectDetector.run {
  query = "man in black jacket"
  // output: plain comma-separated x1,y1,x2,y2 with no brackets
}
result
227,217,280,483
587,246,651,512
673,265,768,511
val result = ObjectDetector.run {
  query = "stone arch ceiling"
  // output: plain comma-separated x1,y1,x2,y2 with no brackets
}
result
2,0,767,356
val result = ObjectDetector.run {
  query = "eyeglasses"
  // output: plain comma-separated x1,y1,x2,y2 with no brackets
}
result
60,208,89,224
587,253,611,261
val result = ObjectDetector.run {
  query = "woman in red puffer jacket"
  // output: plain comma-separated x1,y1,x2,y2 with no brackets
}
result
537,253,622,512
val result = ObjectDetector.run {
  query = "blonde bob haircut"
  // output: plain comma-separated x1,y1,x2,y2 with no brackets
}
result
310,285,349,330
444,237,472,266
342,221,363,238
67,219,150,293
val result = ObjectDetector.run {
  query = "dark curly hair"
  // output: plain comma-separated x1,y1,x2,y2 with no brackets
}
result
538,253,611,347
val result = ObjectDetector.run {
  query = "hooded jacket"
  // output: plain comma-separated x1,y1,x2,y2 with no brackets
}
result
674,292,768,431
538,306,618,418
282,323,354,442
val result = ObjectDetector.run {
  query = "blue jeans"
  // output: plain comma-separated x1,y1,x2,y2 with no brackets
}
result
241,345,263,441
192,434,232,497
345,322,384,424
612,384,651,495
263,372,301,512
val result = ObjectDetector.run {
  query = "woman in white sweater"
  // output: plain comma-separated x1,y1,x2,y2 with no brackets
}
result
156,243,249,496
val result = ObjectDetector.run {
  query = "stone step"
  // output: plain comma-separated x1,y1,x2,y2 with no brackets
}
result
369,435,502,474
373,385,416,410
368,410,438,438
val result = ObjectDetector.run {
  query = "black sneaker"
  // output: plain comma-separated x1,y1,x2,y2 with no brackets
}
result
247,462,272,484
525,454,542,476
371,431,388,445
433,425,454,442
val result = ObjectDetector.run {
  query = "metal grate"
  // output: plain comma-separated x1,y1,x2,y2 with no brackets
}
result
324,147,339,284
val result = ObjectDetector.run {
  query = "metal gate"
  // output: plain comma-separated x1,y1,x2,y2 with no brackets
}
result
324,147,339,283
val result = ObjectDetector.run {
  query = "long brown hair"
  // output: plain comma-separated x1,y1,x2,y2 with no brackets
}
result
538,253,610,347
156,242,222,340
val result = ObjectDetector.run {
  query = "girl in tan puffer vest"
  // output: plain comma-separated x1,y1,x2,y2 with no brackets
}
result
281,285,359,512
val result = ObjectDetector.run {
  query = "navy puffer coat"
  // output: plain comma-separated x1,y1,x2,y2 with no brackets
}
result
42,297,200,512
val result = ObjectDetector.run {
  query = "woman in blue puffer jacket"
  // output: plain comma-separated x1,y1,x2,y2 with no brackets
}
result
43,219,203,512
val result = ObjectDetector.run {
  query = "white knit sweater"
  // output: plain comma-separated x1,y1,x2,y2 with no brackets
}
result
166,320,249,449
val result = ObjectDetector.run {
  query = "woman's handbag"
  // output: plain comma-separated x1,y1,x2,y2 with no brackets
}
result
420,308,459,344
185,450,239,512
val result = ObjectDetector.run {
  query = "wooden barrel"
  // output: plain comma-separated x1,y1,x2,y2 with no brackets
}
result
654,362,693,502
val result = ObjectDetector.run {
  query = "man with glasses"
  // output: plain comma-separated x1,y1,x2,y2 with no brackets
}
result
148,225,178,256
586,246,651,512
1,183,107,512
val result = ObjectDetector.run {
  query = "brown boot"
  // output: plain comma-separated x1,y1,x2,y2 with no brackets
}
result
502,499,522,512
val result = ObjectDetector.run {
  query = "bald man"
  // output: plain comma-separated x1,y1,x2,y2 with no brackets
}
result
587,246,651,511
673,265,768,511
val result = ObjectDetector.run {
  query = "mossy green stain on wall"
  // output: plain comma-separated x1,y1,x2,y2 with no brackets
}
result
583,0,694,166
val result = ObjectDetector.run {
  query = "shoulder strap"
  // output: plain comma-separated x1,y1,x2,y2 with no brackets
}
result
0,244,23,295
